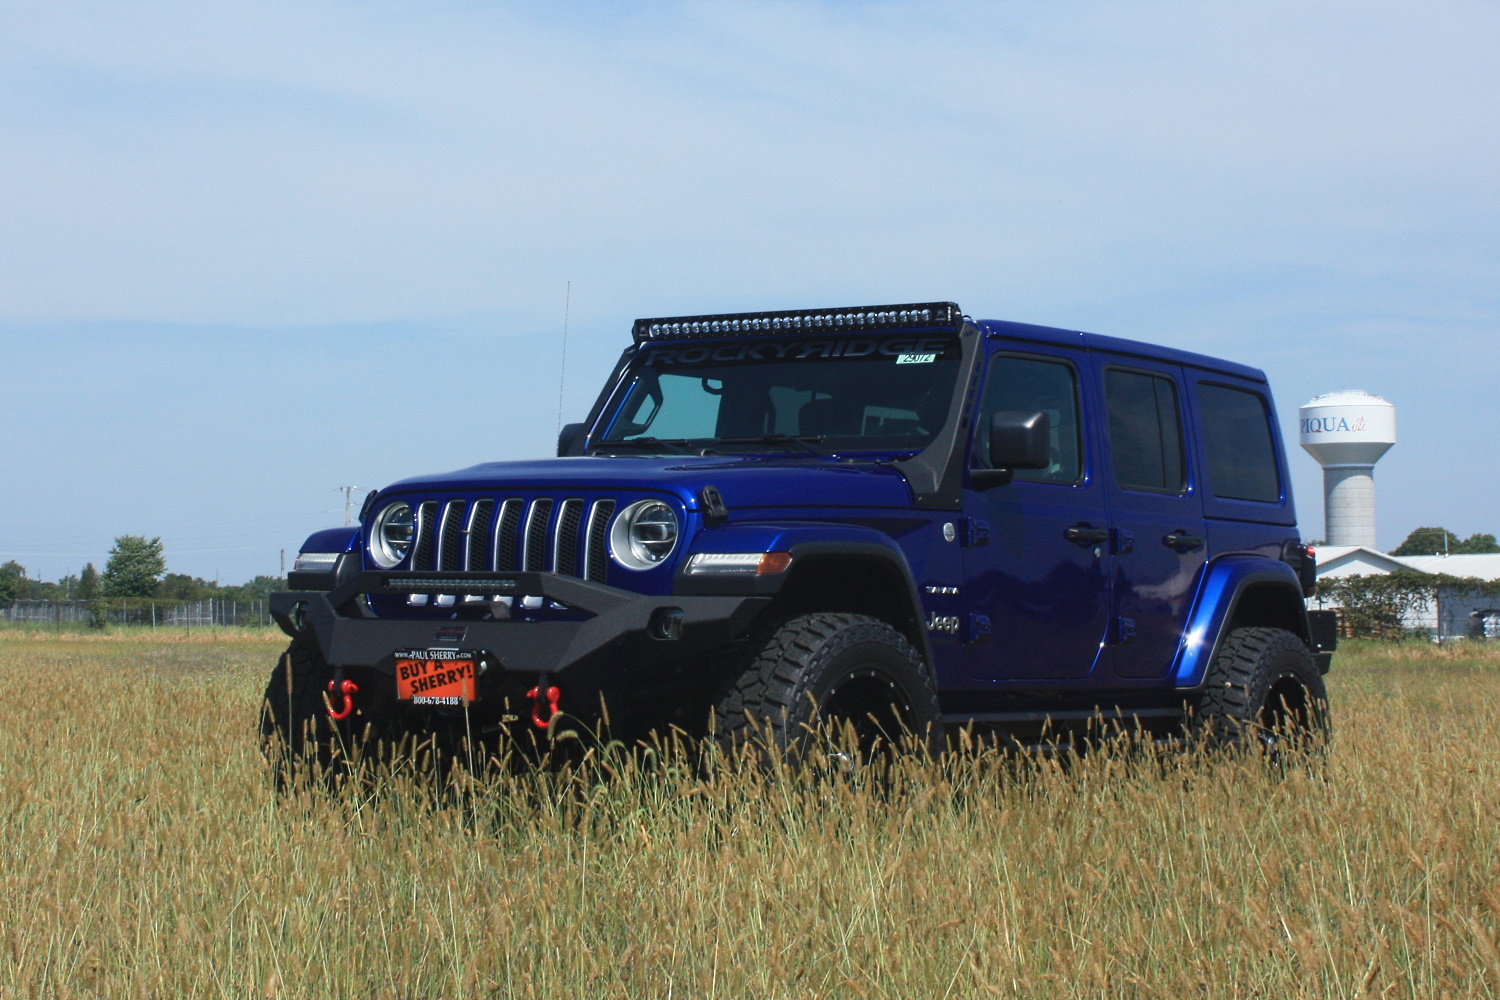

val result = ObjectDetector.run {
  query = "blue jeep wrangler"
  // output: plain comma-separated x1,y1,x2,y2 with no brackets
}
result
264,301,1334,760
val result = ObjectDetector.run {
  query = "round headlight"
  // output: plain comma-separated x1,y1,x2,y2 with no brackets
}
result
610,499,679,570
369,501,415,568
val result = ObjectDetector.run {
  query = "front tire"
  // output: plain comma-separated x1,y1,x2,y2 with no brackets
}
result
712,613,942,759
1192,626,1329,756
259,639,344,780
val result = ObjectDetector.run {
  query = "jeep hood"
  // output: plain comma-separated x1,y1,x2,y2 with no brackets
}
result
383,456,917,511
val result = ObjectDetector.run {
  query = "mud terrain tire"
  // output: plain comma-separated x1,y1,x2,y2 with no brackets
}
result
1193,626,1329,755
260,639,344,780
713,612,941,758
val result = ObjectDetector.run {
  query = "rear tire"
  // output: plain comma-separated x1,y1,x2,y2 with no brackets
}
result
1192,626,1329,757
712,613,942,760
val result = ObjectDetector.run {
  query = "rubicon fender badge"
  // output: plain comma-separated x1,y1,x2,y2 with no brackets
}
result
435,626,468,643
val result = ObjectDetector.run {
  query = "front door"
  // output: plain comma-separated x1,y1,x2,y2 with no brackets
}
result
963,349,1110,681
1096,361,1207,679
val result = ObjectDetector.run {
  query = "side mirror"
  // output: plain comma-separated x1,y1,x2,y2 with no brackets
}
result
557,422,587,457
971,410,1050,488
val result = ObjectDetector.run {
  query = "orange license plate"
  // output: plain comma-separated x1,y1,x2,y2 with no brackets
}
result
394,649,478,705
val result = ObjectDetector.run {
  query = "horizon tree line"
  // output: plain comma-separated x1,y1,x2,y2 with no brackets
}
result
0,535,285,608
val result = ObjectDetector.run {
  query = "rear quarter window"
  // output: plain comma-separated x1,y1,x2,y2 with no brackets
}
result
1198,383,1281,503
1104,368,1185,493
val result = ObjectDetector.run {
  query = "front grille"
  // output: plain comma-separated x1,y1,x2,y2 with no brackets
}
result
523,499,554,572
495,499,522,570
437,500,466,571
554,499,584,577
585,500,616,581
465,499,494,571
397,496,616,582
413,501,439,570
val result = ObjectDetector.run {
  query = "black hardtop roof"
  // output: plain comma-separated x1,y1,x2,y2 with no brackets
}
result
976,318,1266,383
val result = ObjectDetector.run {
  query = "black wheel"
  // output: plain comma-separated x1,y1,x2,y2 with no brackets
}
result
712,613,942,760
1192,626,1329,757
259,639,346,781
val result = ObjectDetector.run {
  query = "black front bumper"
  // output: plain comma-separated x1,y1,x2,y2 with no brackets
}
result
270,571,769,679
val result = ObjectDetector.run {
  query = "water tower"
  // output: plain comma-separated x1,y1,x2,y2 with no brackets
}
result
1298,391,1396,548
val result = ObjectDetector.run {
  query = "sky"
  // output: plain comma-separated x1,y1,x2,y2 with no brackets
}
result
2,0,1497,584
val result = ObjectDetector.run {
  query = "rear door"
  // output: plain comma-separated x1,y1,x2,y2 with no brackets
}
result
961,347,1110,680
1096,360,1207,679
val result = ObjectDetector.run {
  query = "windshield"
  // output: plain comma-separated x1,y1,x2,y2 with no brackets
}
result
595,334,962,455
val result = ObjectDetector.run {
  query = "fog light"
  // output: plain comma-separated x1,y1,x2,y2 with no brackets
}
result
648,607,685,641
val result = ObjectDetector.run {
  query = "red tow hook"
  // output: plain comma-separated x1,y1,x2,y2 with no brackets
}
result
326,678,359,721
525,683,561,730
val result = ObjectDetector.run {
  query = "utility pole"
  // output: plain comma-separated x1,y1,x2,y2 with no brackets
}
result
338,486,360,526
557,280,571,435
280,549,285,577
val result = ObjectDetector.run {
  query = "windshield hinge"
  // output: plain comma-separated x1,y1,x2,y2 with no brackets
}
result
699,485,729,527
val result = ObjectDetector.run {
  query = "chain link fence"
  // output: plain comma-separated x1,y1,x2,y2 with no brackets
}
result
1,598,273,629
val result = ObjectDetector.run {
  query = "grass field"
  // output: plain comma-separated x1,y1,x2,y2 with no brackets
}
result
1,628,1497,999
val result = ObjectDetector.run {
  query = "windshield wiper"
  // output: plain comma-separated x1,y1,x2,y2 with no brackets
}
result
592,437,696,455
712,434,828,456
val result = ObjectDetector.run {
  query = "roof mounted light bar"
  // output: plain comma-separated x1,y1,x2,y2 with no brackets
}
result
632,301,963,342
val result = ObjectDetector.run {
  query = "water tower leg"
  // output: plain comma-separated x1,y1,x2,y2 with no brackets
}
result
1324,465,1377,548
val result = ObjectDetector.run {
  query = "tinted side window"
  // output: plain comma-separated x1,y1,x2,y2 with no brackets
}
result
1104,369,1185,493
976,355,1082,485
1198,383,1281,502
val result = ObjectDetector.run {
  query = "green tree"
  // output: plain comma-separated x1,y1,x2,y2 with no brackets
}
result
30,580,62,600
0,567,15,608
101,536,166,598
1456,533,1500,554
157,573,221,601
77,563,99,601
1391,527,1461,556
1392,527,1500,556
225,575,287,601
0,561,27,606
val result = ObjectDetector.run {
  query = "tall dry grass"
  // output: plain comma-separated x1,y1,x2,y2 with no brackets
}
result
0,633,1497,999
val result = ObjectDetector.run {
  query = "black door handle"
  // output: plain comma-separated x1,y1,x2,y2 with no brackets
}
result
1163,530,1204,552
1065,524,1110,546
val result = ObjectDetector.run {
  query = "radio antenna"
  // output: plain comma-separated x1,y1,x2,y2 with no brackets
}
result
556,280,571,435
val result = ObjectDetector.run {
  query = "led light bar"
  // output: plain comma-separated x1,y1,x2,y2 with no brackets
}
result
633,301,963,342
386,577,520,593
